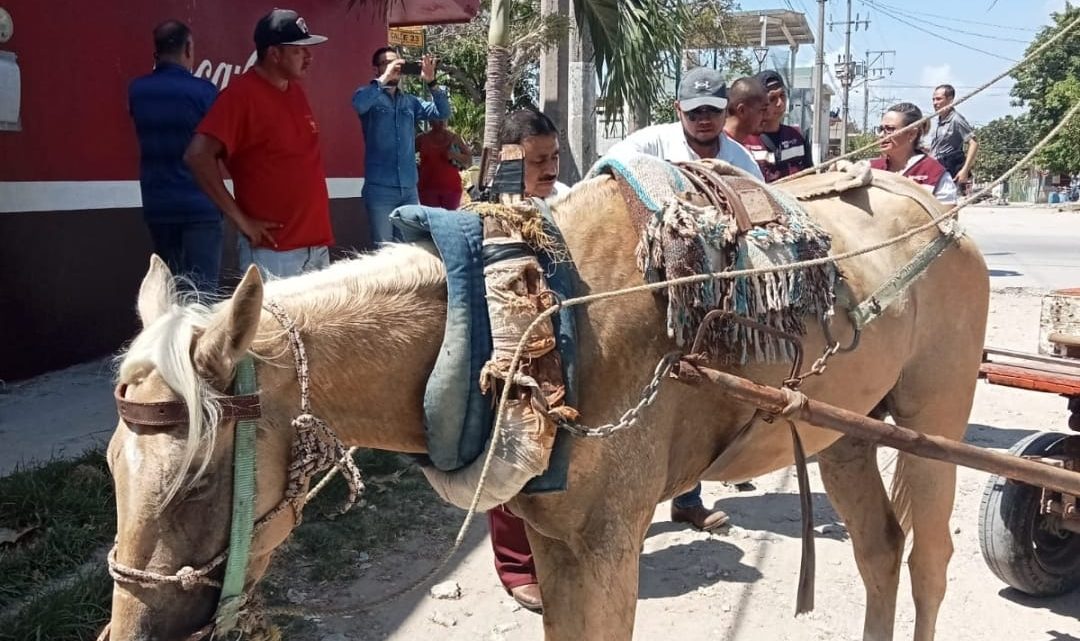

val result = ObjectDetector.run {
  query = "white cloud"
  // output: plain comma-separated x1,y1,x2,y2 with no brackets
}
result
920,64,957,90
1044,0,1068,15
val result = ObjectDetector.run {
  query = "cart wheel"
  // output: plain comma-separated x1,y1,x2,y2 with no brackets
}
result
978,431,1080,596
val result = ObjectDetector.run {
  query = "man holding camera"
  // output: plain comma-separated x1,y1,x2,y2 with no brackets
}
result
353,48,451,245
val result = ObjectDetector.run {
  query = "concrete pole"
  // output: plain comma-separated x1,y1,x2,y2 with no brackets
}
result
840,0,852,154
538,0,570,179
863,67,871,133
812,0,827,163
565,10,596,183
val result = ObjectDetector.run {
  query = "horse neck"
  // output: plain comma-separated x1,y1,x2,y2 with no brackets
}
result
253,277,447,454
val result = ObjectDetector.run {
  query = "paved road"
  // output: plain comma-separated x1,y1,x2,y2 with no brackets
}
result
963,205,1080,291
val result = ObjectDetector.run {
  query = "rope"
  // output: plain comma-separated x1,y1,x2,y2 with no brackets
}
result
778,14,1080,184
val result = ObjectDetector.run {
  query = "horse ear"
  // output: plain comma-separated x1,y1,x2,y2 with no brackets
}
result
137,254,177,328
193,266,264,386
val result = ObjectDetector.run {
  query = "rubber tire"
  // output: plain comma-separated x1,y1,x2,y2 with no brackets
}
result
978,431,1080,597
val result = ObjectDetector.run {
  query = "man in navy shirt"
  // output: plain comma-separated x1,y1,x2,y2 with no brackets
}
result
129,20,220,292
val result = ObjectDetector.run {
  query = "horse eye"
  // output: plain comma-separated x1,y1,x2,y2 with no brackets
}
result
183,476,214,501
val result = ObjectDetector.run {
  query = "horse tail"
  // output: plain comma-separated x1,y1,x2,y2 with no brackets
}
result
889,454,915,537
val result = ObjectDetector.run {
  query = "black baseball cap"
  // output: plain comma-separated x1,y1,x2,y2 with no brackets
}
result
254,9,328,49
756,70,786,91
677,67,728,111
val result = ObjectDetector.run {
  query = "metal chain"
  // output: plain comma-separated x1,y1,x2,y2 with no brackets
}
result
557,352,681,437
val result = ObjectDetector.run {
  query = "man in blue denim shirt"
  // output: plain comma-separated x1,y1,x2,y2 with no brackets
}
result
353,48,451,245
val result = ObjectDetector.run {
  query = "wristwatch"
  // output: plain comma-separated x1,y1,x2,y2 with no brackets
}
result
427,79,439,89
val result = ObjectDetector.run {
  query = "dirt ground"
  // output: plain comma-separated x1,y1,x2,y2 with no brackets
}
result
4,289,1078,640
279,288,1080,641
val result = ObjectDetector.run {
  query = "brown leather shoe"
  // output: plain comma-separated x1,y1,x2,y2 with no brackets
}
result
510,583,543,613
671,504,730,531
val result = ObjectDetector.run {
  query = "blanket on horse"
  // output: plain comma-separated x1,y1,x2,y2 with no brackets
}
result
588,154,838,363
391,204,576,493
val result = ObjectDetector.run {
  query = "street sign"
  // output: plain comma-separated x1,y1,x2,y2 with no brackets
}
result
752,46,769,64
388,27,425,48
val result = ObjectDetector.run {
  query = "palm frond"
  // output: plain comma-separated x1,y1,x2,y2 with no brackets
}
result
577,0,688,117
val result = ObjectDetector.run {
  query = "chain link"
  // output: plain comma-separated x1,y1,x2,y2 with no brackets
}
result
557,352,681,437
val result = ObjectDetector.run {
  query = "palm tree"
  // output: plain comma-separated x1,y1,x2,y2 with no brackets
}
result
352,0,688,184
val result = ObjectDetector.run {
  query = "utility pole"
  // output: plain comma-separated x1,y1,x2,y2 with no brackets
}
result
862,49,895,132
812,0,827,163
870,95,901,123
831,1,869,154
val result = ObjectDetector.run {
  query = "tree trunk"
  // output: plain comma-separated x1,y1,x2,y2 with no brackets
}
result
479,0,512,186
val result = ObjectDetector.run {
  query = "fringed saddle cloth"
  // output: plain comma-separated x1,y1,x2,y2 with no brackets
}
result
587,154,839,364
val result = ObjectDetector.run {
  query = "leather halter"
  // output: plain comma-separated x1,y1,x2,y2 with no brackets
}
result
114,384,262,427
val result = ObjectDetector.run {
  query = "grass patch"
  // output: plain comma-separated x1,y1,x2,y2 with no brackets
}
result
0,450,115,640
0,450,115,609
0,565,111,641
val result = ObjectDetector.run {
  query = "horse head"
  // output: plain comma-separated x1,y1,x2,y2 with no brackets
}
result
105,256,295,641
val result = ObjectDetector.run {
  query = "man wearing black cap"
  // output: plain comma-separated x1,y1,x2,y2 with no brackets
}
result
742,70,814,183
186,9,333,279
607,67,764,181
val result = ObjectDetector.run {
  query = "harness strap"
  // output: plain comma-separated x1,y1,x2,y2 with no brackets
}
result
848,228,960,331
114,385,261,427
215,357,259,632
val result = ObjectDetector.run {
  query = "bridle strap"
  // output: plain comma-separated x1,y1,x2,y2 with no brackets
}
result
114,385,261,427
214,356,259,633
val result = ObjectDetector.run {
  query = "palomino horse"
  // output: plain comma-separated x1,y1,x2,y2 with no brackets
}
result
105,169,987,641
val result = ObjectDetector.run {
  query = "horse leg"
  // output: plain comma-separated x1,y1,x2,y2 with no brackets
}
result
886,362,978,641
818,434,905,641
527,521,646,641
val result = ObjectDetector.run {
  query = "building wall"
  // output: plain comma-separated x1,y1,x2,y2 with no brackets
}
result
0,0,386,380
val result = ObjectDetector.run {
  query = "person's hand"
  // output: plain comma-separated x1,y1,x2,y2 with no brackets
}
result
421,54,438,84
236,214,282,248
379,58,406,85
956,168,971,183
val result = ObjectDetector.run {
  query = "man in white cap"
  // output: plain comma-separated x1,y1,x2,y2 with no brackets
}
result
607,67,764,181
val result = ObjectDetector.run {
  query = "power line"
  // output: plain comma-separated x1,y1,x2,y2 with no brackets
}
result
863,0,1031,43
861,1,1018,63
867,0,1039,32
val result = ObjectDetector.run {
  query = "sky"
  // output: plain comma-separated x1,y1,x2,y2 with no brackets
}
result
733,0,1072,127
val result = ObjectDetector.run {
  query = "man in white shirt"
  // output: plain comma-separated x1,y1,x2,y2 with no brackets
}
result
606,68,743,533
607,67,765,181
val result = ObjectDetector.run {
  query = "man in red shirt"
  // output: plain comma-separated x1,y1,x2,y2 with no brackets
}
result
185,8,333,278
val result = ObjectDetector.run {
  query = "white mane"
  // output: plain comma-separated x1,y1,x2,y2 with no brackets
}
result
117,243,446,506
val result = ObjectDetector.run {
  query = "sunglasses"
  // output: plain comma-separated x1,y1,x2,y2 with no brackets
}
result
876,124,901,136
685,107,724,122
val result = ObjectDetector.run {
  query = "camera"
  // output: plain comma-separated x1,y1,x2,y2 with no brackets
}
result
401,61,422,76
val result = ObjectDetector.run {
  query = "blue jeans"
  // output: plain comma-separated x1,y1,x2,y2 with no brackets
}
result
671,483,704,510
237,236,329,280
362,183,419,245
147,220,223,294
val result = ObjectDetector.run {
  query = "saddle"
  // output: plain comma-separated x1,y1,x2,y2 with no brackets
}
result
674,159,785,233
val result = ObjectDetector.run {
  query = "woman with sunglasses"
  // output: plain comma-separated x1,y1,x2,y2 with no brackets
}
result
871,102,958,204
